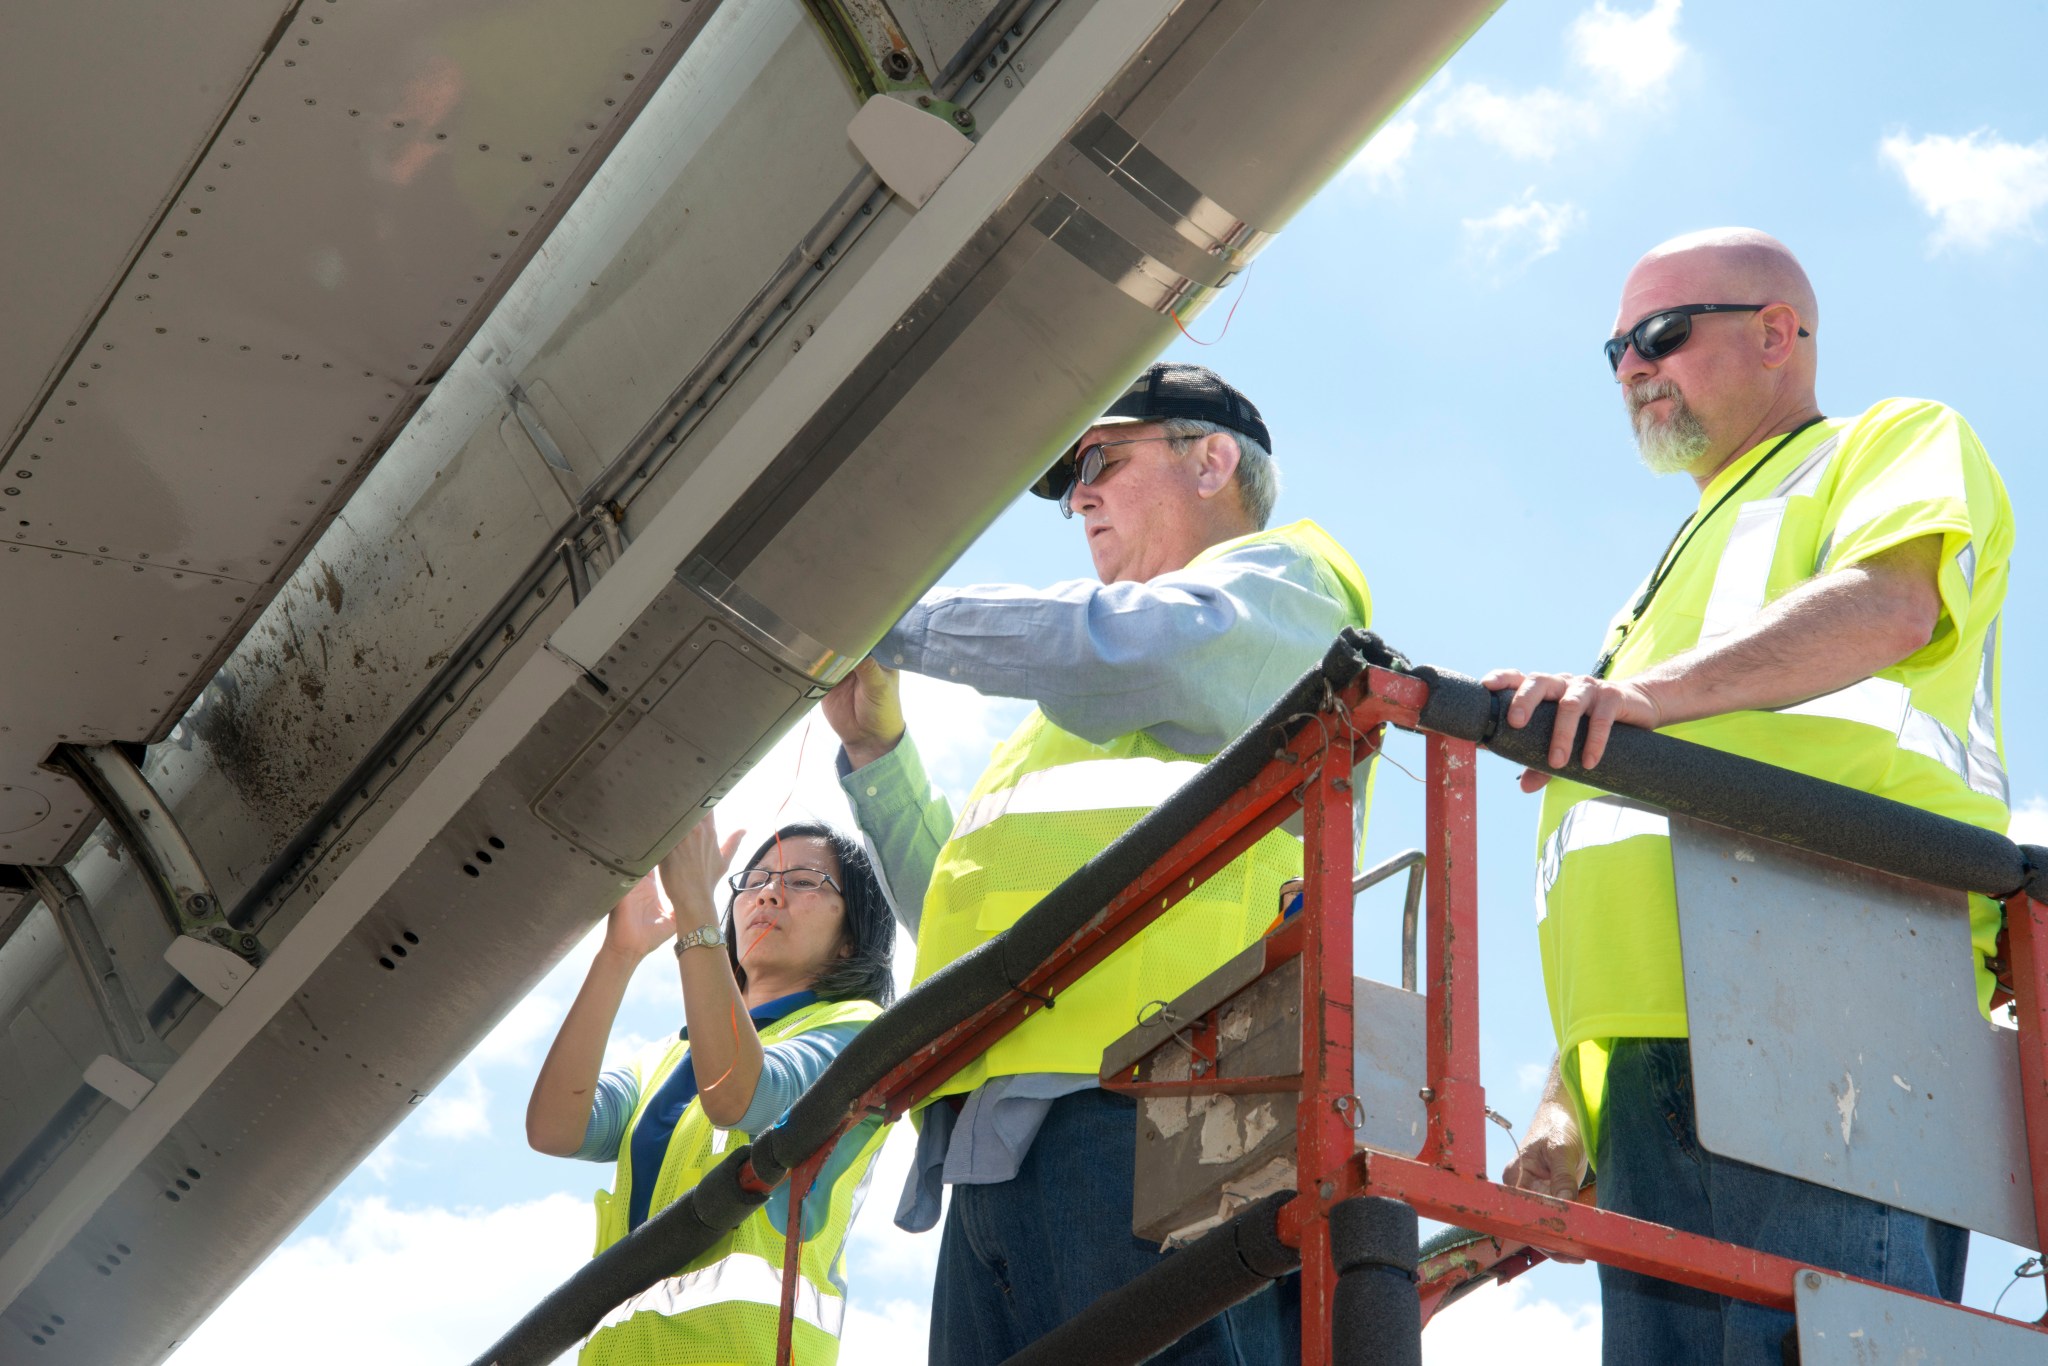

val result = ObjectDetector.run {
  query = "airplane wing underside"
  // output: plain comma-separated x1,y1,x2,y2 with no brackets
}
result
0,0,1497,1359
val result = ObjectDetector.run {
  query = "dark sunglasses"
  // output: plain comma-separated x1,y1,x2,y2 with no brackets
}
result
1054,434,1183,519
1604,303,1809,374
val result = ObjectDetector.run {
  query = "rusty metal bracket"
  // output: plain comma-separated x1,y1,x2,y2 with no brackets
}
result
50,743,260,965
799,0,929,100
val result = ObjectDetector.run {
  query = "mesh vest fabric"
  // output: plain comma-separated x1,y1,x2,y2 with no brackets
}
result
583,997,887,1366
907,519,1372,1102
1535,399,2014,1150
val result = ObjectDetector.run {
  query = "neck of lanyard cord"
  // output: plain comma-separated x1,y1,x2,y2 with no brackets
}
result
1591,414,1827,679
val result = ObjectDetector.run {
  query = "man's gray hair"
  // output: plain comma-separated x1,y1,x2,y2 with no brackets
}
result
1160,417,1278,529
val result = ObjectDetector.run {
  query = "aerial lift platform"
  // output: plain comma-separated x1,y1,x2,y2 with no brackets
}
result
474,630,2048,1365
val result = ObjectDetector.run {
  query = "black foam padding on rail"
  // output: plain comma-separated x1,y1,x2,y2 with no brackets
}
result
757,633,1385,1176
1408,663,1496,744
2023,846,2048,904
469,1146,767,1366
997,1192,1300,1366
1331,1197,1421,1366
1415,668,2030,900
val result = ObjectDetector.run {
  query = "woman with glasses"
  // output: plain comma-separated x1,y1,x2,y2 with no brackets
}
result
526,817,896,1365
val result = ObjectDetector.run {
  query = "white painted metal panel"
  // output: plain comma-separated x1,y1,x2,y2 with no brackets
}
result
0,552,246,859
0,0,286,446
0,0,711,867
1796,1270,2048,1364
1672,815,2034,1247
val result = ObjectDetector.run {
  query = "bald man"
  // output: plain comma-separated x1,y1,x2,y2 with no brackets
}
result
1488,229,2014,1362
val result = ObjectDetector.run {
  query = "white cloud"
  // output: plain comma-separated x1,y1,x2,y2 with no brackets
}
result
1414,2,1686,165
169,1194,590,1366
1516,1061,1551,1092
416,1063,493,1141
471,987,565,1070
2010,795,2048,847
1569,0,1685,97
1345,117,1421,190
896,672,1031,805
1463,191,1586,273
1424,1277,1601,1362
1433,84,1597,163
1882,129,2048,251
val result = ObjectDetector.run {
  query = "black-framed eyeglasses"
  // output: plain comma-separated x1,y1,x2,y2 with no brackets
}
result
727,867,841,895
1056,434,1184,519
1604,303,1810,374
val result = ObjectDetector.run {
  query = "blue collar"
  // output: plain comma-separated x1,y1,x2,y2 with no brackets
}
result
677,989,819,1041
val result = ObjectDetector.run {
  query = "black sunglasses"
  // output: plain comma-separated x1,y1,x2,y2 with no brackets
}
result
1604,303,1810,374
1055,434,1183,519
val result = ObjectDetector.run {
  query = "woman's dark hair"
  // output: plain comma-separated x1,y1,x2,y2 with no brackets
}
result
722,821,895,1007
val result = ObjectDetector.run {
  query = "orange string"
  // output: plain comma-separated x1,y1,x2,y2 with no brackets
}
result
699,717,817,1094
1169,261,1255,347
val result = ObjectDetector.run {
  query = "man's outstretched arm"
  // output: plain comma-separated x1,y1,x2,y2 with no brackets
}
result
1485,534,1942,789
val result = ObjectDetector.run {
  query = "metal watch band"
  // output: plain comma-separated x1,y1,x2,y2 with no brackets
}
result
673,924,726,956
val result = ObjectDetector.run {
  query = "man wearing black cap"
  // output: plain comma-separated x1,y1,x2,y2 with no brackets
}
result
824,362,1371,1363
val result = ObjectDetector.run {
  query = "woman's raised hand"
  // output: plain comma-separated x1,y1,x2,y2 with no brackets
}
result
603,871,677,961
657,816,746,933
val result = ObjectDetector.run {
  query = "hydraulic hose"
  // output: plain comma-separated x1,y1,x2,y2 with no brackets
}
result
997,1192,1302,1366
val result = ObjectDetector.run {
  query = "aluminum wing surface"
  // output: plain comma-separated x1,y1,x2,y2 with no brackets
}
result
0,0,1500,1359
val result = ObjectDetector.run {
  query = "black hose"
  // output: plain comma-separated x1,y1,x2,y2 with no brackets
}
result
469,1146,769,1366
1411,664,2038,900
472,636,2045,1363
756,629,1389,1177
1330,1197,1420,1366
467,631,1386,1365
998,1192,1301,1366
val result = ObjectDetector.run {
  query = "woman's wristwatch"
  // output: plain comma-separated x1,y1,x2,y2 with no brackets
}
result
673,924,727,957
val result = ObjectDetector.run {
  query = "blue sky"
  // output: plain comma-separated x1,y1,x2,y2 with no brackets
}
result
173,1,2048,1360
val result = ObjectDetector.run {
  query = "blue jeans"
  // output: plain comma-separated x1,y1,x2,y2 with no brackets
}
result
1595,1038,1968,1365
931,1088,1301,1365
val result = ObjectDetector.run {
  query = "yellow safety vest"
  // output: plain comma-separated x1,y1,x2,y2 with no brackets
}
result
1535,399,2014,1149
908,519,1373,1101
582,998,887,1366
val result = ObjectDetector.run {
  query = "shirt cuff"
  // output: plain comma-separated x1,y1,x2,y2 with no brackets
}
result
875,603,930,674
838,726,934,813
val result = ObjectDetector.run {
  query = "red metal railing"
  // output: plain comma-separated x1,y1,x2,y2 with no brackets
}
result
760,662,2048,1363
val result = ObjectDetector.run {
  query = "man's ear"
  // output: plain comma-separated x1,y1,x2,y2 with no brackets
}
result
1193,431,1242,501
1757,302,1804,370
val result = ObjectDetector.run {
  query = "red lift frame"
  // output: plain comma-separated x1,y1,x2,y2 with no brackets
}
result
757,664,2048,1364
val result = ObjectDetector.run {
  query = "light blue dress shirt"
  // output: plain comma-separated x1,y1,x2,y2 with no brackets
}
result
839,537,1361,1231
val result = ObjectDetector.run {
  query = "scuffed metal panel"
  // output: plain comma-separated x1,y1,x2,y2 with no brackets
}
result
179,424,559,850
0,0,722,870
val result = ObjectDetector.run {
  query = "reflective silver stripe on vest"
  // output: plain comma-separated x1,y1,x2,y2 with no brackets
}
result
1684,430,2005,803
1697,436,1843,642
949,756,1206,842
1775,658,2005,802
1536,796,1670,920
590,1250,844,1339
1958,541,1978,592
1968,619,2008,805
1774,434,1842,499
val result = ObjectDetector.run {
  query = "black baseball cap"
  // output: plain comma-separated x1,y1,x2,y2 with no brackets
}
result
1029,363,1272,503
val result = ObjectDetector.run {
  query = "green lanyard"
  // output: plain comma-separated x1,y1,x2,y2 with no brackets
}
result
1591,416,1827,679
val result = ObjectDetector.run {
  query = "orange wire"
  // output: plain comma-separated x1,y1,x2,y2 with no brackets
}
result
1169,261,1255,347
698,717,816,1095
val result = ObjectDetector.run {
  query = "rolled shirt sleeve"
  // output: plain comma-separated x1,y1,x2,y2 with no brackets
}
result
872,540,1358,755
568,1067,641,1164
837,730,954,934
